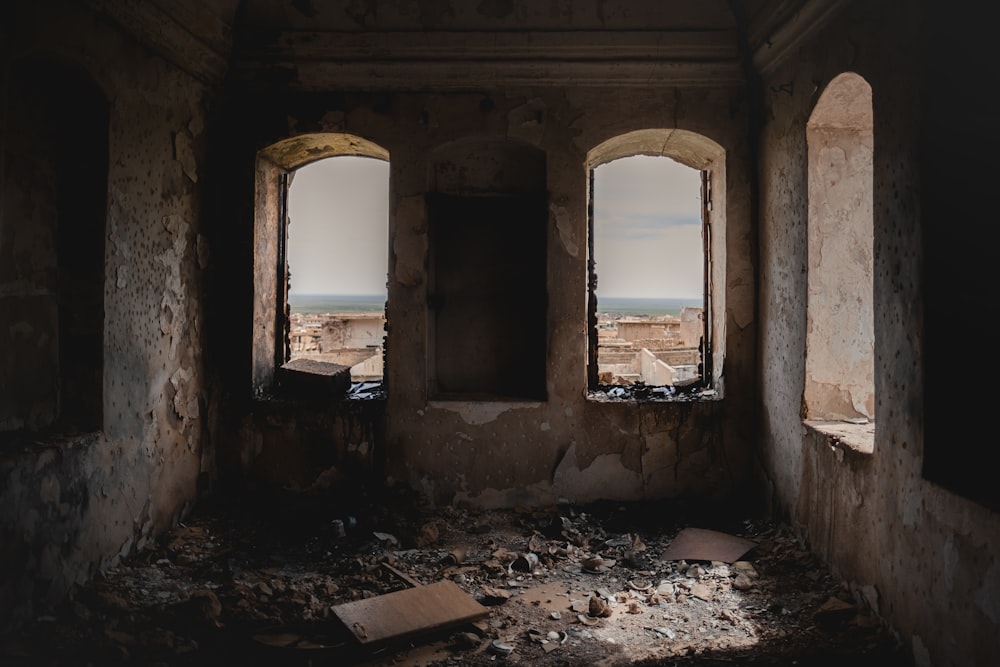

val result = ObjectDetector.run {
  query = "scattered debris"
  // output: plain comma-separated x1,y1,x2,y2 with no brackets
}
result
490,639,516,656
588,381,717,403
347,381,385,401
1,497,908,667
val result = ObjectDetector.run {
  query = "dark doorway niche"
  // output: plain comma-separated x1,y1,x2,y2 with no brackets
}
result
919,3,998,512
0,57,108,437
428,193,547,400
426,140,548,401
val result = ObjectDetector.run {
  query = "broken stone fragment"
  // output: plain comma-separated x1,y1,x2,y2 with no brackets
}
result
686,564,707,578
275,358,351,400
413,521,439,547
480,585,511,604
628,579,653,592
813,596,857,626
688,583,713,601
482,559,504,574
588,595,612,617
581,556,615,573
527,534,547,553
490,639,515,656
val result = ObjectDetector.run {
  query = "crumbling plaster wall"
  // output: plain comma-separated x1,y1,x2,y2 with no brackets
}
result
220,82,756,509
755,2,1000,665
0,0,211,631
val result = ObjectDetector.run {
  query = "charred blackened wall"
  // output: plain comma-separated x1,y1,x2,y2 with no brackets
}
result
0,0,213,631
756,1,1000,665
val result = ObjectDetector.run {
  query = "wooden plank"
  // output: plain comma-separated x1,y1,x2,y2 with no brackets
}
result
331,580,489,646
662,527,758,564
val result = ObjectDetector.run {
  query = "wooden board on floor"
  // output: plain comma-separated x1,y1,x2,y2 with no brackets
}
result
331,580,489,646
662,527,758,564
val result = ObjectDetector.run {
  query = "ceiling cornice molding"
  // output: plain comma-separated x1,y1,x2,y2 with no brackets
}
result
229,58,746,91
231,29,745,90
244,29,739,62
83,0,229,84
752,0,854,75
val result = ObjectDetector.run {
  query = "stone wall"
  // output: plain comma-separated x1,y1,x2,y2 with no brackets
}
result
755,1,1000,665
0,0,212,631
209,79,757,509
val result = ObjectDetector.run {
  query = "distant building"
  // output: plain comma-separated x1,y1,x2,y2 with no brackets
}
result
597,309,702,386
289,312,386,381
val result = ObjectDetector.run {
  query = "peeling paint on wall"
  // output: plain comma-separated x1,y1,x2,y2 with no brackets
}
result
157,215,190,361
429,401,526,425
551,201,579,257
552,443,642,502
392,196,426,287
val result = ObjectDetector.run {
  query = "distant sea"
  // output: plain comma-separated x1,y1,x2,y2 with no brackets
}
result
289,294,386,314
596,296,702,317
290,294,700,317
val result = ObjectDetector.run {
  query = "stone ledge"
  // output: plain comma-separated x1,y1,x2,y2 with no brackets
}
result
803,419,874,456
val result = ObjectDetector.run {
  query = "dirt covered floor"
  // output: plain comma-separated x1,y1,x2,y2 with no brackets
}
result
3,485,911,666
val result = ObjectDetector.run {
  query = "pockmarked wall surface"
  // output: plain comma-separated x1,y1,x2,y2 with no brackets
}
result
0,1,212,631
755,2,1000,665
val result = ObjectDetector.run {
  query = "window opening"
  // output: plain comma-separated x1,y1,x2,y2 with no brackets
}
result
803,72,875,452
588,154,709,399
285,156,389,384
251,134,389,400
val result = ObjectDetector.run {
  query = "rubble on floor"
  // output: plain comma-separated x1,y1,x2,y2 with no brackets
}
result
588,382,717,403
2,489,909,666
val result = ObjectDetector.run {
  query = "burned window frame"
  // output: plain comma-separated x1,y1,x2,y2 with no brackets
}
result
251,133,390,400
585,130,726,402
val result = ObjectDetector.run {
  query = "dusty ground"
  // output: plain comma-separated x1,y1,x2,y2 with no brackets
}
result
3,485,911,666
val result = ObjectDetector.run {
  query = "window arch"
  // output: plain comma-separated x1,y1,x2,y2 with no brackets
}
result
586,129,726,398
803,73,875,440
251,133,389,397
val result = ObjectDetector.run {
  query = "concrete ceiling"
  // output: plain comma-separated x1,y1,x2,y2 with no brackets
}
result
83,0,850,89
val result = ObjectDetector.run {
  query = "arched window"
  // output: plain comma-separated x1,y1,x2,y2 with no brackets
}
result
803,73,875,450
587,130,725,398
286,156,389,382
251,134,389,397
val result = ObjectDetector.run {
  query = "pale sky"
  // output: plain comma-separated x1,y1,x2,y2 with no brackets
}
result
593,154,703,299
287,153,702,299
287,156,390,296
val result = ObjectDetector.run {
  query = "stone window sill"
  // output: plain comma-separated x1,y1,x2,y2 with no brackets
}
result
803,419,874,456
